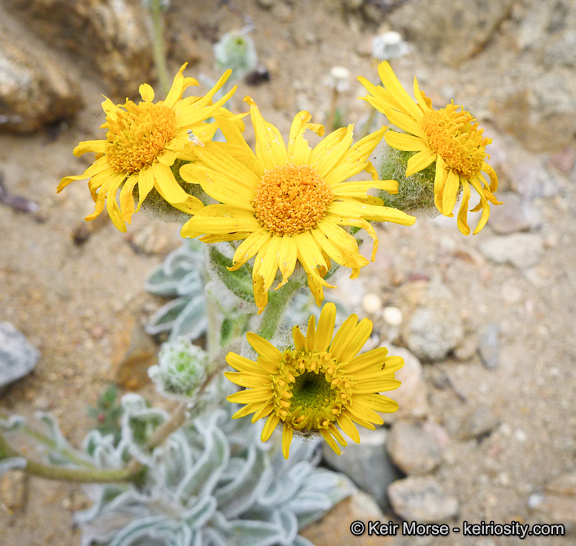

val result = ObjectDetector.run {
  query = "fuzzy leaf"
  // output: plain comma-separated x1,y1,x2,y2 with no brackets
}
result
0,414,25,431
176,271,204,297
145,264,193,296
146,296,192,335
0,457,26,476
169,296,208,341
208,246,254,303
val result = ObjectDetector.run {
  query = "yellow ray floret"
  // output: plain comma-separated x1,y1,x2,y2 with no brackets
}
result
180,98,415,312
359,61,501,235
58,64,241,231
225,302,404,458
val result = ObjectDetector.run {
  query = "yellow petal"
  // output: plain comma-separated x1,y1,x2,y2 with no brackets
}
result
315,302,336,353
282,426,293,459
337,318,373,363
139,83,155,102
230,228,271,271
276,235,298,289
405,149,436,177
73,140,107,157
261,414,280,442
457,179,472,236
377,61,423,121
385,131,428,152
442,169,460,216
247,332,283,361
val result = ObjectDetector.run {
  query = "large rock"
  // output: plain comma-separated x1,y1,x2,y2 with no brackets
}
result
388,476,459,523
3,0,153,97
479,233,545,269
323,427,401,509
0,322,40,394
402,276,464,361
0,14,83,133
528,473,576,534
387,0,514,66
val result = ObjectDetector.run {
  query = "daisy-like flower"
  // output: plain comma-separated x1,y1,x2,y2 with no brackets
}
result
359,61,501,235
180,98,415,313
225,302,404,458
57,64,238,232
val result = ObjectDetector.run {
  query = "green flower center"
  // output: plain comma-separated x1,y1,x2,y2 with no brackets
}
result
271,349,354,432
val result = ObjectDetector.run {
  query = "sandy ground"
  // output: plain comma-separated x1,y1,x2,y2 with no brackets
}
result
1,1,575,545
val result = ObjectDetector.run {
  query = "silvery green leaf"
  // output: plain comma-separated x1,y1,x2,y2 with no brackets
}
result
0,456,26,475
292,536,315,546
181,496,217,529
208,246,254,303
169,296,208,341
35,411,71,449
155,433,194,492
175,425,229,502
108,515,167,546
0,414,25,431
211,510,290,546
215,444,273,518
145,265,191,296
146,297,191,335
176,271,204,297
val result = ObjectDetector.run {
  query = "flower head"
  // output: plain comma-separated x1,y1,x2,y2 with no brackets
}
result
180,98,415,313
57,64,239,232
359,61,501,235
225,302,404,458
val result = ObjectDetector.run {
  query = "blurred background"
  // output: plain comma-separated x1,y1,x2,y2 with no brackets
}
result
0,0,575,544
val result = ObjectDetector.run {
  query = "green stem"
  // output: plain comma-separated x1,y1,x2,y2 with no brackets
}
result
149,0,170,97
257,279,301,339
0,409,92,468
0,431,141,483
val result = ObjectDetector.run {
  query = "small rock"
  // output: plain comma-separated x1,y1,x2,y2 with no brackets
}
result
548,146,576,176
362,293,383,314
380,345,430,424
488,192,542,235
110,316,157,390
388,476,459,523
479,233,545,269
387,420,443,476
477,323,500,369
271,2,293,22
257,0,277,7
323,427,401,509
403,276,464,361
0,322,39,394
0,470,28,513
504,149,565,198
454,407,500,441
383,306,403,327
528,473,576,533
453,334,480,361
128,224,179,255
0,16,83,133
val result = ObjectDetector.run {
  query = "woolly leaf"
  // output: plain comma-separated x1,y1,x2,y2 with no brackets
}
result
145,296,191,335
170,296,208,341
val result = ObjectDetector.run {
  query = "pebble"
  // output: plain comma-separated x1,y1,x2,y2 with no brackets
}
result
388,476,459,523
453,407,500,441
379,345,430,424
382,306,403,327
387,420,443,476
528,473,576,533
453,333,480,361
478,233,545,269
477,323,500,369
129,224,179,255
403,276,464,361
0,322,39,395
488,192,542,235
323,427,401,509
362,293,383,314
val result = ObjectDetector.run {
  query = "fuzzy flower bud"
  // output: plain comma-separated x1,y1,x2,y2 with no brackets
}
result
149,338,208,400
372,31,412,61
214,30,258,80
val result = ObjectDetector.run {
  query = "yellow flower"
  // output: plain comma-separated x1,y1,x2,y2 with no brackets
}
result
359,61,501,235
225,302,404,458
57,64,238,232
180,98,415,313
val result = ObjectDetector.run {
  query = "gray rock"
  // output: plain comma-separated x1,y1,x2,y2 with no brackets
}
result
323,427,401,509
403,276,464,361
454,333,480,361
528,473,576,533
387,420,443,476
478,323,500,369
0,15,83,133
387,0,514,65
4,0,153,97
388,476,459,523
453,407,500,441
0,322,39,393
479,233,545,269
488,192,542,234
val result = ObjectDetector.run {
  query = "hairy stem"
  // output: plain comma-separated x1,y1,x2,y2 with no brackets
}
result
258,279,301,339
149,0,170,97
